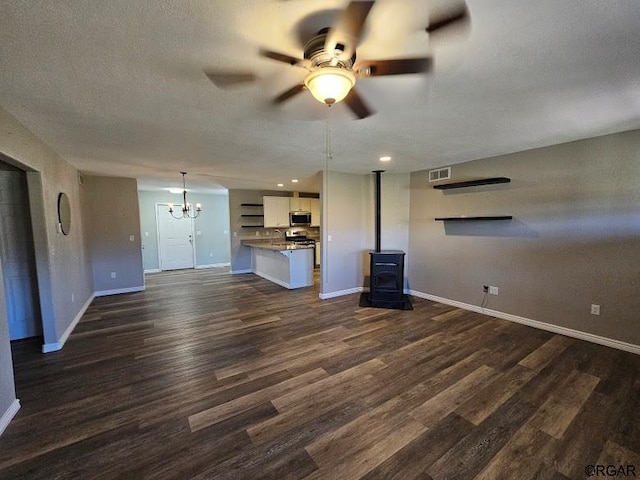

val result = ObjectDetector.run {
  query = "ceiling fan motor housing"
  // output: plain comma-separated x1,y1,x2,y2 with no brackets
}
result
303,29,356,69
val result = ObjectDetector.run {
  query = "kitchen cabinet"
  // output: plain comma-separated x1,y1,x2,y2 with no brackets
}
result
315,240,321,266
263,196,290,227
290,197,311,212
310,198,320,227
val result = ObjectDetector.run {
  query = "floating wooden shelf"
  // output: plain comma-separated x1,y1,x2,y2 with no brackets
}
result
433,177,511,190
435,216,513,221
241,204,264,228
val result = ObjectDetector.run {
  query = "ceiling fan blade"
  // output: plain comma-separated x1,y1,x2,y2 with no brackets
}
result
325,1,375,61
344,87,373,119
260,48,305,66
356,58,432,77
425,4,469,34
204,71,257,88
273,84,306,104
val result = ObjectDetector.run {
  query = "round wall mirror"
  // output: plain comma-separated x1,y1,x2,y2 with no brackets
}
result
57,192,71,235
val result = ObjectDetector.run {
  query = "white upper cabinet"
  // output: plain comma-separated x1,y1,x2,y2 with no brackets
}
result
263,196,291,227
289,197,312,212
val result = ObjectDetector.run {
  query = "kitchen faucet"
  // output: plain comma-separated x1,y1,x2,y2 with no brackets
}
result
272,229,284,244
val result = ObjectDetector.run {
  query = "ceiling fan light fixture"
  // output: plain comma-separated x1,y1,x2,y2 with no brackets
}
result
304,67,356,105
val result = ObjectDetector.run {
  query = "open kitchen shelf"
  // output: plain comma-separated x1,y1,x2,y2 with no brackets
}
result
240,203,265,228
435,216,513,221
433,177,511,190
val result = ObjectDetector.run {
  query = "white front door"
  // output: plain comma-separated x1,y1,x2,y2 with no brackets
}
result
0,171,42,340
156,204,195,270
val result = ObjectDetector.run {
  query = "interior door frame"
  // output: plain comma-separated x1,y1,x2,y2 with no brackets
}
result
155,202,196,271
0,169,43,340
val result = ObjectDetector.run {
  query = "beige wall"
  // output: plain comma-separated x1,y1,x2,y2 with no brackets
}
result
320,171,411,296
322,171,370,295
0,106,94,425
379,172,411,255
84,176,144,293
408,129,640,346
0,108,94,341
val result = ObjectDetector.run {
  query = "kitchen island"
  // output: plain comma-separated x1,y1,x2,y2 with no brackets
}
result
241,241,314,289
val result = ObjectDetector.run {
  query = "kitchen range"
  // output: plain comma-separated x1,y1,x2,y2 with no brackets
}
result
284,229,316,247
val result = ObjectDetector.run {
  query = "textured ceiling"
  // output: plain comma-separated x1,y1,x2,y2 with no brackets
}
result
1,0,639,194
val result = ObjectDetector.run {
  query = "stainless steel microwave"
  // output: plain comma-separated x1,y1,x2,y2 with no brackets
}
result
289,211,311,226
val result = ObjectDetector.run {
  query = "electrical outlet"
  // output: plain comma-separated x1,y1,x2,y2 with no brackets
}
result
483,285,489,293
591,304,600,315
71,293,75,303
489,286,499,295
111,272,117,279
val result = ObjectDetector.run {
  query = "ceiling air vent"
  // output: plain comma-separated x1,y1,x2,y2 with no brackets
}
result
428,167,451,182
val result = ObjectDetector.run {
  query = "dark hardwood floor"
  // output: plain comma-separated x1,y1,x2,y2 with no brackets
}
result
1,268,639,479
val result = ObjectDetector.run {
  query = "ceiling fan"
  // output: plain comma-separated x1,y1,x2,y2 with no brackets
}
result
206,1,470,119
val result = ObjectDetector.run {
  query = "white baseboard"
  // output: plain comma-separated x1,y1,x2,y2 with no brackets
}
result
319,287,364,300
144,269,161,274
95,286,145,298
42,293,95,353
0,399,20,436
409,290,640,356
230,269,252,274
195,263,230,269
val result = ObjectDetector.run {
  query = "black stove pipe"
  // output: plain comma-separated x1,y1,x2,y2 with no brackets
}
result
372,170,384,252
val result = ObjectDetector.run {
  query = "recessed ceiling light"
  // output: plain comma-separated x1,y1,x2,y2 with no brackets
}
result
379,156,392,162
291,179,299,183
277,183,284,187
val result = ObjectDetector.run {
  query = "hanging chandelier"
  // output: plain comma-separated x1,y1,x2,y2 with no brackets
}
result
169,172,202,219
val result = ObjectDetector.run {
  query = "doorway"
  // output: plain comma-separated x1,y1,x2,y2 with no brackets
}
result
0,168,42,340
156,204,195,270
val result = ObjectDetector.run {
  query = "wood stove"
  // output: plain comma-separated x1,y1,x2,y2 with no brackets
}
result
369,250,405,307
